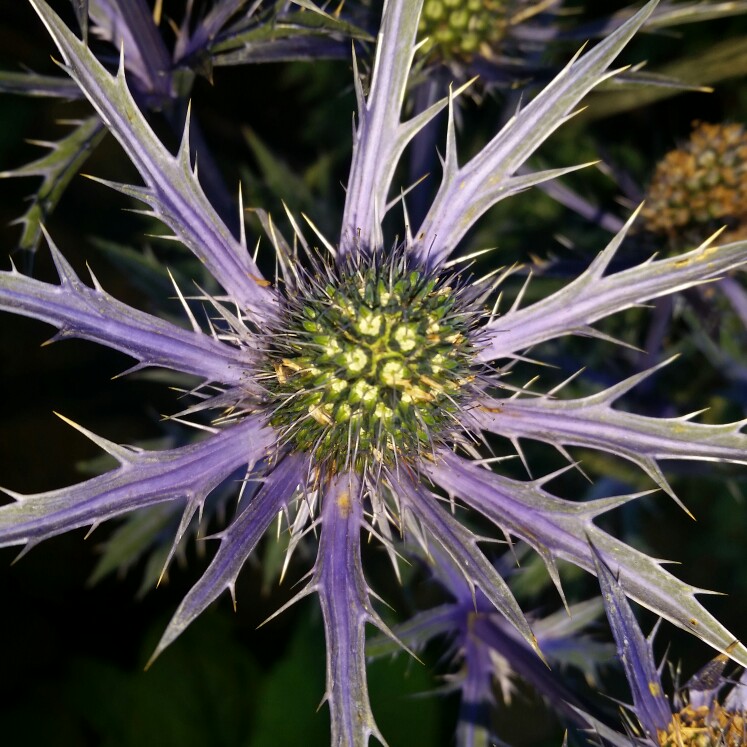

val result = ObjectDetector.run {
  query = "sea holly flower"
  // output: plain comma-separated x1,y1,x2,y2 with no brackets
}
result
642,121,747,250
412,0,747,88
416,0,560,75
3,1,747,744
583,551,747,747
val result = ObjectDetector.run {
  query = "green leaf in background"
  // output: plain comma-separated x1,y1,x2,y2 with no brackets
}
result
366,651,442,747
246,606,329,747
87,503,177,588
0,70,82,98
247,604,443,747
0,115,105,252
581,34,747,122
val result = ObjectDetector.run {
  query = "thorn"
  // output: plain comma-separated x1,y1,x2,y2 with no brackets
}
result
0,486,26,502
301,213,336,258
53,412,134,464
168,269,201,333
12,541,39,565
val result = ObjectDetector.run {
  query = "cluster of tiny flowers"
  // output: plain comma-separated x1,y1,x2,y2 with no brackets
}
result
418,0,519,60
261,251,483,474
658,701,745,747
643,122,747,248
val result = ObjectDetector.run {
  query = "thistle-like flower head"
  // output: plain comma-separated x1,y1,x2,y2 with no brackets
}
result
262,247,486,474
643,121,747,249
3,1,747,744
589,551,747,747
417,0,554,64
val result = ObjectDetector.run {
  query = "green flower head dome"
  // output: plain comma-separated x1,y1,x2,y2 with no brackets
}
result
418,0,541,62
262,251,483,474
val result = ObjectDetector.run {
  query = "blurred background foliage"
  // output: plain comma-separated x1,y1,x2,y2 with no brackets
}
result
1,1,747,745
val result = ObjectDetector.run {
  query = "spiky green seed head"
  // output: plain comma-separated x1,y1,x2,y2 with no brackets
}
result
643,121,747,249
263,255,481,474
418,0,511,61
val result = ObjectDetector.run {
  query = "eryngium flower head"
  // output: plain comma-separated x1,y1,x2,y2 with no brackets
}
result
3,1,747,744
417,0,553,63
262,248,486,473
643,121,747,248
587,551,747,747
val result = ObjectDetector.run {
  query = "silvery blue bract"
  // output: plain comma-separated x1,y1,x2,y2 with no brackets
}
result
2,1,747,744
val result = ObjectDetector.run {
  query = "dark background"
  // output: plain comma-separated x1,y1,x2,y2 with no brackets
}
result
1,1,747,745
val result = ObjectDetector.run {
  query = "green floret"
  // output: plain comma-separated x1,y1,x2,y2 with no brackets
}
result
418,0,511,61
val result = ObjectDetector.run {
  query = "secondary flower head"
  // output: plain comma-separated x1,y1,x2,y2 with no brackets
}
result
658,689,747,747
3,1,747,744
643,121,747,249
417,0,554,63
590,551,747,747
